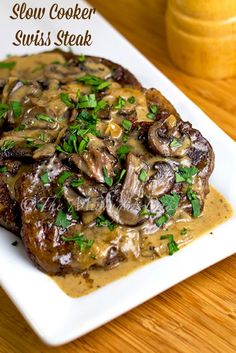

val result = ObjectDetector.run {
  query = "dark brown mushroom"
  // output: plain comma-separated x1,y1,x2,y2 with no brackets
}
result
144,161,175,198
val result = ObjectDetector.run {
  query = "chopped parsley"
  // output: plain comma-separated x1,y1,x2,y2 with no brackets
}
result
78,54,86,63
78,135,89,153
70,178,84,188
10,101,21,118
77,75,111,92
36,203,45,212
0,61,16,69
180,227,188,235
55,209,70,229
186,188,201,218
139,207,156,217
127,96,136,104
96,215,116,231
139,169,148,182
114,96,126,110
117,145,132,159
170,138,181,148
0,166,7,173
67,203,78,221
155,214,169,227
103,167,113,187
77,93,97,109
115,169,126,184
160,234,179,255
175,166,199,184
0,103,9,120
60,93,75,108
121,119,132,131
36,114,55,123
0,140,15,152
147,104,158,120
15,123,26,132
58,171,73,185
160,192,180,216
61,233,94,251
41,172,50,185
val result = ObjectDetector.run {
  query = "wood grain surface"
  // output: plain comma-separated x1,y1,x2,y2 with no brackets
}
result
0,1,236,352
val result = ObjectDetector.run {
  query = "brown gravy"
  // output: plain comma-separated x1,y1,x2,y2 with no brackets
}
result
53,186,233,297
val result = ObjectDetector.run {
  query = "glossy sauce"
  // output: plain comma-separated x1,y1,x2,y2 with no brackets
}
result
53,186,233,297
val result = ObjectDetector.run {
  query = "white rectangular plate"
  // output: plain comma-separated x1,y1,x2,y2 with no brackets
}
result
0,0,235,346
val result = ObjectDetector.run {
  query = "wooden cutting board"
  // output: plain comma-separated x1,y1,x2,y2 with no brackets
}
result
0,1,235,352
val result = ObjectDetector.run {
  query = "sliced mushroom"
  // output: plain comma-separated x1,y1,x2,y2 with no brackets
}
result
44,64,82,83
148,115,191,157
106,154,148,226
144,161,175,198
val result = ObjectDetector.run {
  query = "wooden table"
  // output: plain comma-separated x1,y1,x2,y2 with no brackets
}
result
0,1,235,352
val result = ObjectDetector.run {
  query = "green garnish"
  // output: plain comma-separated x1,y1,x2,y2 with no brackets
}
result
155,214,169,227
55,209,70,229
78,135,89,153
115,169,126,184
170,138,182,148
127,96,136,104
160,192,180,216
0,103,9,120
56,132,79,154
36,114,55,123
61,233,94,251
78,54,86,63
78,75,111,92
60,93,75,108
180,227,188,235
96,215,116,231
139,207,156,217
36,203,45,212
186,188,201,218
0,61,16,69
114,96,126,110
121,119,132,131
0,166,7,173
103,167,113,187
0,140,15,152
41,172,50,185
77,94,97,109
117,145,132,159
58,171,73,185
70,178,84,188
175,166,199,184
139,169,148,182
39,131,46,142
160,234,179,255
10,101,21,118
15,123,25,131
147,104,158,120
67,203,78,221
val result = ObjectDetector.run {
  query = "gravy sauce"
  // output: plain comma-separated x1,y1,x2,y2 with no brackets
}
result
53,186,233,297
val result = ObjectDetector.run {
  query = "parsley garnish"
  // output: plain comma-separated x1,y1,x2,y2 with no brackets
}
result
160,192,180,216
103,167,113,187
139,207,156,217
78,135,89,153
175,166,199,184
180,227,188,235
127,96,136,104
36,203,45,212
60,93,75,108
0,166,7,173
78,54,86,63
58,171,73,185
115,169,126,184
77,93,97,109
41,172,50,185
117,145,132,159
10,101,21,118
0,140,15,152
147,104,158,120
160,234,179,255
78,75,111,92
114,96,126,110
55,209,70,229
0,61,16,69
36,114,55,123
121,119,132,131
15,123,25,131
139,169,148,182
186,188,201,217
155,214,169,227
0,103,9,120
70,178,84,188
170,138,181,148
61,233,94,251
96,215,116,231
